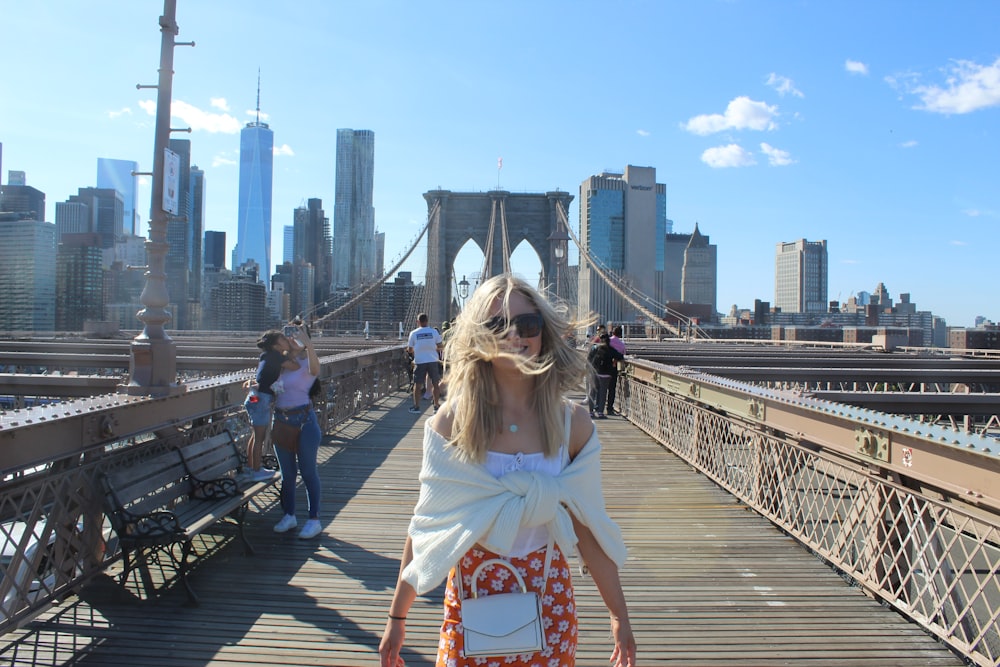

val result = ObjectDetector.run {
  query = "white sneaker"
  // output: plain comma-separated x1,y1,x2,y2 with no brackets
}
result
273,514,297,533
251,468,278,482
298,519,322,540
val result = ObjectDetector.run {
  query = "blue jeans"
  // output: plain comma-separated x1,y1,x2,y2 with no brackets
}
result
273,407,322,520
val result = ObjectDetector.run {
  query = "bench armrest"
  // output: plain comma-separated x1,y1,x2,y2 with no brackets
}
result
189,476,239,500
119,509,184,540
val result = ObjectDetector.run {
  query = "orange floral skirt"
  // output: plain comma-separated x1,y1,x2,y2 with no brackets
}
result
436,542,578,667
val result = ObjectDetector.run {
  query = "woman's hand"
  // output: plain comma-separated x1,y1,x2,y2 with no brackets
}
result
610,615,637,666
378,617,406,667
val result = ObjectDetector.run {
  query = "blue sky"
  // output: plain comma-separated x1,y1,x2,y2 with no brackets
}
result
1,1,998,327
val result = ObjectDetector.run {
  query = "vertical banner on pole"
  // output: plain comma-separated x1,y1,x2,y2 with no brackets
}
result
162,148,180,215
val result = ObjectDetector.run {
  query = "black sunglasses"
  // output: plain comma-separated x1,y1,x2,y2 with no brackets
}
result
485,312,544,338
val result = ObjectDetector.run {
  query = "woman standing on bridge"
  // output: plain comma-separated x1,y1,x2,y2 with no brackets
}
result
269,324,324,540
379,275,636,667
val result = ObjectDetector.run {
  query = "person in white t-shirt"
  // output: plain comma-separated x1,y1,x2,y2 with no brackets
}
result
406,313,443,413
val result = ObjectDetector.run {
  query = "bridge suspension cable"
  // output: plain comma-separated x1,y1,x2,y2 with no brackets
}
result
313,199,440,328
555,201,708,340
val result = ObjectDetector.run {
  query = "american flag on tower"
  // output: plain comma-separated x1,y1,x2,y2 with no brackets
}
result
498,157,503,170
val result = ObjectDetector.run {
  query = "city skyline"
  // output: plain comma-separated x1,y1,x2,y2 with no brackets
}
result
1,2,998,326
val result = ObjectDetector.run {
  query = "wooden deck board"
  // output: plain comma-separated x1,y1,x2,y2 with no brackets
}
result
0,394,962,666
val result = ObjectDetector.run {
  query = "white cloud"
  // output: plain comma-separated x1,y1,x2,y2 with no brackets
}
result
900,140,918,148
912,57,1000,114
212,155,238,167
765,73,804,97
171,100,242,133
960,207,997,218
701,144,756,168
636,129,651,137
107,107,132,119
210,97,230,111
760,142,795,166
845,59,869,75
684,96,779,135
273,144,294,157
138,98,241,133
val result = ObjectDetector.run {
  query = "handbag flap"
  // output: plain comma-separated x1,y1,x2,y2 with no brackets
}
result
461,592,541,638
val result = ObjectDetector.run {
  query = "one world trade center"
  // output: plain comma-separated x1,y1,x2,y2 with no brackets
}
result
236,80,273,283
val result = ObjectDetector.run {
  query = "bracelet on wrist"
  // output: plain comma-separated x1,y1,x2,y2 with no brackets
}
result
388,613,407,621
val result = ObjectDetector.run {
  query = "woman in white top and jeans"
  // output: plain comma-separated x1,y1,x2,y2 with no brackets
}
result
271,326,323,540
379,275,636,667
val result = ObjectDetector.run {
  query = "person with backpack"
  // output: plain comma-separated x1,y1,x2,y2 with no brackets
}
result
588,332,624,419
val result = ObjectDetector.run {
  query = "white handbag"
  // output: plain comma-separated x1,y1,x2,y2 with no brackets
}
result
457,539,553,658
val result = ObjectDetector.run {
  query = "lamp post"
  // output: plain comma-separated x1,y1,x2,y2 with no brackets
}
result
457,275,470,313
547,227,570,300
125,0,193,396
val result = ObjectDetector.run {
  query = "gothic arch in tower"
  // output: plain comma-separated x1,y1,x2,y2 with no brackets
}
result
422,189,574,325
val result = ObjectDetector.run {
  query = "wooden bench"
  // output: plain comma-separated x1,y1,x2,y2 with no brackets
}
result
100,431,277,604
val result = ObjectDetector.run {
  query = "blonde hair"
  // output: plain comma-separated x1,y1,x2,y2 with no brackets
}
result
443,274,589,463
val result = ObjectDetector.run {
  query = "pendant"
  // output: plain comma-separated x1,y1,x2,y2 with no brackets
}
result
509,424,518,433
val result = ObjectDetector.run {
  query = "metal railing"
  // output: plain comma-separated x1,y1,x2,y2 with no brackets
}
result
0,346,411,634
621,358,1000,666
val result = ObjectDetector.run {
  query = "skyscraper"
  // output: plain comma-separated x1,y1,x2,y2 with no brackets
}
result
680,224,717,310
283,225,294,264
62,187,124,250
0,219,56,331
189,165,205,302
56,233,104,330
236,82,274,282
204,230,226,270
333,129,376,291
0,182,46,221
293,198,332,307
96,158,140,236
578,165,668,324
166,139,193,328
775,238,828,313
55,200,91,239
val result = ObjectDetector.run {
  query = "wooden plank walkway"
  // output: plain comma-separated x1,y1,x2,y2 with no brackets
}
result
1,394,962,666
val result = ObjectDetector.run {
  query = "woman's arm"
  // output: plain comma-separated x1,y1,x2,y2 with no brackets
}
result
571,514,636,667
379,535,418,667
296,329,321,375
567,402,595,459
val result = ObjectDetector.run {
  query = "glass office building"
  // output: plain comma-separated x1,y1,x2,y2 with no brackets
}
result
578,165,668,325
0,219,56,331
333,129,376,291
236,120,274,282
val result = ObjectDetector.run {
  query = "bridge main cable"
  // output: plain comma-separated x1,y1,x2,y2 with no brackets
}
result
555,201,696,339
313,199,441,327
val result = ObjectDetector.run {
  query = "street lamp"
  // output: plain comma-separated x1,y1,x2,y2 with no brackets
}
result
547,227,570,299
457,275,470,312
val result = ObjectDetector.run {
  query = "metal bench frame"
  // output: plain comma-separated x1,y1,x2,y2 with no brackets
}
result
99,431,276,604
